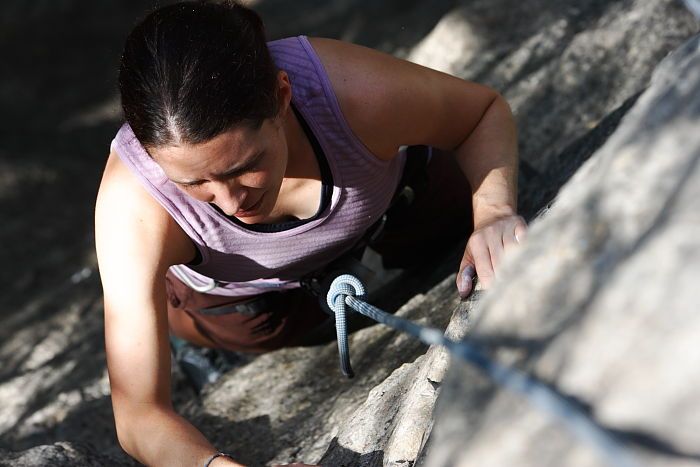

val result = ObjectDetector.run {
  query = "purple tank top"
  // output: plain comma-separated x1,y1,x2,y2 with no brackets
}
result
110,35,406,296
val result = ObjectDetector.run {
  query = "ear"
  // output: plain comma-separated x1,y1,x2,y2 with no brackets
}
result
276,70,293,118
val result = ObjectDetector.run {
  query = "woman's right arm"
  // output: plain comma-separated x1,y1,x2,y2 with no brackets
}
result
95,151,242,467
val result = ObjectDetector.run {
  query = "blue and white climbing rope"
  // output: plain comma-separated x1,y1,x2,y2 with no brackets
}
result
326,274,640,467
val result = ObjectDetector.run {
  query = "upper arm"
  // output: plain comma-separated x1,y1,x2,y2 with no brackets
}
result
95,151,194,418
308,37,500,159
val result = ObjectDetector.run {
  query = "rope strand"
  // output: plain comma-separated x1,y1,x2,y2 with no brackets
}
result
326,274,640,467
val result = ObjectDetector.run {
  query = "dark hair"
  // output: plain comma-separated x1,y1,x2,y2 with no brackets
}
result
118,0,279,148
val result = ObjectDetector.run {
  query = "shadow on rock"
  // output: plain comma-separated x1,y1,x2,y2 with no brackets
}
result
318,437,384,467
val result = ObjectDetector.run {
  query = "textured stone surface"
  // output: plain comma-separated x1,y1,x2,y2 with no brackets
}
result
0,0,697,466
0,441,126,467
426,33,700,467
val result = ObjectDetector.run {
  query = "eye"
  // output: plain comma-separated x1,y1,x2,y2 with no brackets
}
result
222,152,265,178
179,181,205,189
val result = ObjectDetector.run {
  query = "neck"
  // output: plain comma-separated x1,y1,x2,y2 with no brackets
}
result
271,106,322,220
284,106,318,179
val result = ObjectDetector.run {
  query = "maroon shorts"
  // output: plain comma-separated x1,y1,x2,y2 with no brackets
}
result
165,271,330,353
165,147,473,353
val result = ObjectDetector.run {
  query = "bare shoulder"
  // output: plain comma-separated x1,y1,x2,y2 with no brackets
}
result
95,150,195,279
96,150,152,219
306,37,408,159
96,150,169,247
96,151,164,224
306,37,499,159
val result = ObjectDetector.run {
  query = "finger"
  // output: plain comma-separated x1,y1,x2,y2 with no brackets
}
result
487,232,505,272
456,263,476,299
471,239,495,289
457,246,476,298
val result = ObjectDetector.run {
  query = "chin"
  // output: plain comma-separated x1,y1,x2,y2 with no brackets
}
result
233,214,261,224
234,202,270,224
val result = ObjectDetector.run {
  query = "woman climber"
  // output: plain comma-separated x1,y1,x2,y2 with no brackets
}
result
94,1,527,466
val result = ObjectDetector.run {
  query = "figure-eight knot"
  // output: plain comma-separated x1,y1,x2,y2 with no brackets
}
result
327,274,366,378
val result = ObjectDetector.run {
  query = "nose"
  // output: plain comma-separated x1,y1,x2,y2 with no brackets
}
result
210,181,247,216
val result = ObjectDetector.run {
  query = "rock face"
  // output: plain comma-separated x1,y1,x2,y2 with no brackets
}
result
0,1,698,466
425,33,700,467
0,442,122,467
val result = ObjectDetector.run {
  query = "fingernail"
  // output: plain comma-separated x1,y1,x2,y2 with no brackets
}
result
458,266,475,298
461,265,475,282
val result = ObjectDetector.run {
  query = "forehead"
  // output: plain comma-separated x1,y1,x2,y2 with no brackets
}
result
149,124,260,166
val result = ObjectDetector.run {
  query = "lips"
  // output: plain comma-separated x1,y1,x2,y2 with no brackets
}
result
235,193,264,217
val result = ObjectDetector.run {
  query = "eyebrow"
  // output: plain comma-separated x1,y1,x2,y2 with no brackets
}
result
172,150,264,185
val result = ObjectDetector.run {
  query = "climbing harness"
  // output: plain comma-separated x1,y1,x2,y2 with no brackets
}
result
326,274,640,467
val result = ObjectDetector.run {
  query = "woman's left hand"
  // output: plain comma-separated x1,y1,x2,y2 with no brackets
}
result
456,214,528,298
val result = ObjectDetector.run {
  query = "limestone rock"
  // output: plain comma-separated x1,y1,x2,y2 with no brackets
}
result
426,33,700,467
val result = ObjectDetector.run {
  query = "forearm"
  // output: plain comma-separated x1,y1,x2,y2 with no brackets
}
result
118,406,243,467
454,94,519,229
